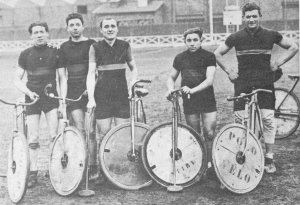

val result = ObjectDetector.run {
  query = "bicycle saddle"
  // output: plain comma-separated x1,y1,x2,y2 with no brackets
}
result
288,74,299,80
135,88,149,97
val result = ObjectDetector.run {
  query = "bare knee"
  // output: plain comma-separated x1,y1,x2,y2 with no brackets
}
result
203,128,215,141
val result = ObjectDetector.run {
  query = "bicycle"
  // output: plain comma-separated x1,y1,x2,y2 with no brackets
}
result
274,74,300,139
142,88,207,192
0,96,38,203
212,89,272,194
99,79,152,190
44,84,88,196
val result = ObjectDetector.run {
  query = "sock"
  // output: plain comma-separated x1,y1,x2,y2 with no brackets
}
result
265,152,274,159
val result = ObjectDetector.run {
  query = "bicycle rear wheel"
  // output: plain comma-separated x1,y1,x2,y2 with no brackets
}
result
7,132,29,203
212,124,264,194
99,122,152,190
275,88,300,139
49,126,86,196
142,122,207,188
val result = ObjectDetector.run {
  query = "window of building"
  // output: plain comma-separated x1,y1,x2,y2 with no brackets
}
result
77,5,87,14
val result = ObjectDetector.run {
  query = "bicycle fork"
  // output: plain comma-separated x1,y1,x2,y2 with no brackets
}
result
167,98,183,192
128,97,139,162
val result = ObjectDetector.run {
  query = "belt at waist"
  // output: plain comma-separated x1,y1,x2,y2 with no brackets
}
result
97,63,126,71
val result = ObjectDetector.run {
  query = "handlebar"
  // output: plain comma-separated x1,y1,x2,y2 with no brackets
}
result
44,84,87,102
168,88,190,101
227,89,272,102
0,96,39,106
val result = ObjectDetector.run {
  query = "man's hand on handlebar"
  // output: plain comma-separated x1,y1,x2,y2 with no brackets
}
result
181,86,192,95
28,91,39,101
87,99,96,111
165,89,173,100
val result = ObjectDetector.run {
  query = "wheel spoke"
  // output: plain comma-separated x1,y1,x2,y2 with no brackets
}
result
219,145,237,155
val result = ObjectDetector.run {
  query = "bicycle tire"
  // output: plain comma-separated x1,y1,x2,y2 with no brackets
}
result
142,122,207,188
275,87,300,139
7,132,30,203
99,122,152,190
212,124,264,194
49,126,87,196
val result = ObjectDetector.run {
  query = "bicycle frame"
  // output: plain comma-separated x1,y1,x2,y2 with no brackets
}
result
0,97,38,203
44,83,87,167
129,80,150,161
167,89,188,192
228,89,271,155
275,76,299,117
241,94,264,155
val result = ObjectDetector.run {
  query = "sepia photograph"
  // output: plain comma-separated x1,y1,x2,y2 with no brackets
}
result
0,0,299,204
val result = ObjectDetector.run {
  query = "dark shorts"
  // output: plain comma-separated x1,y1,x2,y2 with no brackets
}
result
234,83,275,111
26,83,59,115
182,92,217,115
95,99,130,119
67,80,88,112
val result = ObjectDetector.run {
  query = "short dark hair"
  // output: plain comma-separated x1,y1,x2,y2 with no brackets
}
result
242,2,262,17
28,21,49,34
183,27,203,40
66,13,84,26
99,17,118,28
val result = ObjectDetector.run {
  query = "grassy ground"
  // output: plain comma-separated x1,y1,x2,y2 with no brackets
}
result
0,45,299,204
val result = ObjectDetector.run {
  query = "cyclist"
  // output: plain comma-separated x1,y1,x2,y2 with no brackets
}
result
87,17,138,180
166,27,217,177
214,2,298,173
57,13,98,181
14,22,61,188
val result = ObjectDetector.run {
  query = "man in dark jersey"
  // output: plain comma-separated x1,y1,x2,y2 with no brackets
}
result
87,18,137,164
215,3,298,173
166,27,217,176
14,22,61,188
58,13,98,181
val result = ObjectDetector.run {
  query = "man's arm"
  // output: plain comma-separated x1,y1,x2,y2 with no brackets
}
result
166,67,180,97
57,67,67,98
127,58,138,88
214,43,238,81
271,37,299,71
86,45,97,109
184,66,216,95
14,66,38,100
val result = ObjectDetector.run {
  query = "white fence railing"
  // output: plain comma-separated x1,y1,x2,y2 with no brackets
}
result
0,31,298,52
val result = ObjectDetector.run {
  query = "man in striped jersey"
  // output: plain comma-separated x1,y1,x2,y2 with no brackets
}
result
214,2,298,173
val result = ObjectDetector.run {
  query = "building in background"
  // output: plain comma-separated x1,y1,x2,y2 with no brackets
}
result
0,0,298,40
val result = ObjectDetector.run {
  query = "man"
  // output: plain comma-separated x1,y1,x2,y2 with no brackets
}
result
87,18,138,178
14,22,61,187
166,27,217,175
214,2,298,173
57,13,98,180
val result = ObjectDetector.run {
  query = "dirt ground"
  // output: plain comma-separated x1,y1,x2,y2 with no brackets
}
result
0,45,299,205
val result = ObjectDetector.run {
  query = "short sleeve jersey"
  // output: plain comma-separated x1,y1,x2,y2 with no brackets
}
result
225,26,283,87
173,48,216,101
18,45,59,89
58,38,95,83
90,39,133,101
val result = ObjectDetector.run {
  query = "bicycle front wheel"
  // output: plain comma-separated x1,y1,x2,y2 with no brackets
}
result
49,126,86,196
7,132,29,203
212,124,264,194
99,122,152,190
142,122,207,188
275,88,300,139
